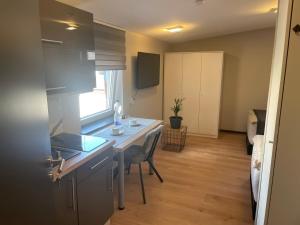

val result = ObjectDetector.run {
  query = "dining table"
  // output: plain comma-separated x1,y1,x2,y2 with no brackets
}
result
93,117,162,209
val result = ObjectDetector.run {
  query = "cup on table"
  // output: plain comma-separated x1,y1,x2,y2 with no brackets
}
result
112,126,122,135
129,119,138,126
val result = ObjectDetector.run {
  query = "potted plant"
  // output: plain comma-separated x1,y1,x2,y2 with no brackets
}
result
170,98,184,129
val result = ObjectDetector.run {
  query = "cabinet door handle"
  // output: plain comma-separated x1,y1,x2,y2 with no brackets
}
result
107,167,114,192
90,156,109,171
46,86,66,91
41,38,64,45
71,177,77,212
112,167,114,191
79,51,83,63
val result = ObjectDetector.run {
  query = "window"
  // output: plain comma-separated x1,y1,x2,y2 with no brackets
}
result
79,70,119,123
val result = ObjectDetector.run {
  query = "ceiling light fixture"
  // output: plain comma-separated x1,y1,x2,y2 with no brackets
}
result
165,26,183,33
269,7,278,13
195,0,206,5
66,24,78,30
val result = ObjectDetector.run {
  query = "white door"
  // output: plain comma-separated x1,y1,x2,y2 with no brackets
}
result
266,0,300,224
256,1,293,224
181,53,202,133
164,53,183,123
198,52,223,137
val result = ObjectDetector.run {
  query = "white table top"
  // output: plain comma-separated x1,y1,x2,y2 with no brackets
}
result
93,117,163,152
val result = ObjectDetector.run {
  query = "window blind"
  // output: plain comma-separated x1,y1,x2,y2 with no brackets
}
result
94,23,126,71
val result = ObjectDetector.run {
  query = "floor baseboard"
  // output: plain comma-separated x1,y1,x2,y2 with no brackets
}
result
220,129,246,134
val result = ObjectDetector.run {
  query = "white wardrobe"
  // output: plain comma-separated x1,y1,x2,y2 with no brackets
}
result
164,52,224,138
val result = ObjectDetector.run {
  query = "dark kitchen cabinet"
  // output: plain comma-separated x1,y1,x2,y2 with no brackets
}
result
54,173,78,225
42,43,68,91
54,148,114,225
77,150,114,225
39,0,95,94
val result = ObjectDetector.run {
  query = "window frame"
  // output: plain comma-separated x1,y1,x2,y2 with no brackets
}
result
79,70,119,126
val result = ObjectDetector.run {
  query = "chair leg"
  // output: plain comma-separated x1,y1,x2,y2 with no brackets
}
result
148,158,154,175
148,160,164,183
138,163,146,204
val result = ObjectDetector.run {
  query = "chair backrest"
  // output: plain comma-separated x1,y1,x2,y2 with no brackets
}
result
142,125,164,161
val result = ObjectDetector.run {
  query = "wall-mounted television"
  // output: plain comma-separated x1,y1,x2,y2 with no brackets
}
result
136,52,160,89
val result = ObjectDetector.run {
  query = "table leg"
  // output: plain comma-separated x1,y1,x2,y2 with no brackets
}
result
118,151,125,210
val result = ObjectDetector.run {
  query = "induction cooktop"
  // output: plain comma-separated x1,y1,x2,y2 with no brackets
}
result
51,133,107,152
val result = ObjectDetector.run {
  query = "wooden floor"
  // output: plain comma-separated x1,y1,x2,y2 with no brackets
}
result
111,132,253,225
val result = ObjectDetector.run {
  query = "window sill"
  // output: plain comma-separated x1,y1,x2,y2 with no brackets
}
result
81,116,114,135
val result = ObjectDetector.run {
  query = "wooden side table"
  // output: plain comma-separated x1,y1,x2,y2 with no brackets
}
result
161,124,187,152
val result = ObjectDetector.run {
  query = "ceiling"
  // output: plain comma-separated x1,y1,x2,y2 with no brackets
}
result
59,0,278,43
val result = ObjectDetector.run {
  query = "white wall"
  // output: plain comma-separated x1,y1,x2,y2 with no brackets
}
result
123,31,169,119
170,28,275,132
47,93,81,135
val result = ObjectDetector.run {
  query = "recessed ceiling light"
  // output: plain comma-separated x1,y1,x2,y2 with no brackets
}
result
165,26,183,33
66,24,78,30
195,0,206,5
269,7,278,13
66,26,77,30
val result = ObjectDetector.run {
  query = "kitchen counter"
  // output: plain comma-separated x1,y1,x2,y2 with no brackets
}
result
52,139,115,181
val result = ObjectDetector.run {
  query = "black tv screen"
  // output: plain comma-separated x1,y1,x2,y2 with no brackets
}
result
136,52,160,89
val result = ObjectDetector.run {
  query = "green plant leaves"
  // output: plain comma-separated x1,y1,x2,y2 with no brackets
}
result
171,98,184,117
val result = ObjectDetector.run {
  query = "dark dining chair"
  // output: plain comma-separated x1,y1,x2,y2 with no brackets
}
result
124,125,164,204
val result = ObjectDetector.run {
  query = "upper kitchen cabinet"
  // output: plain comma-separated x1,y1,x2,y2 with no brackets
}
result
39,0,96,94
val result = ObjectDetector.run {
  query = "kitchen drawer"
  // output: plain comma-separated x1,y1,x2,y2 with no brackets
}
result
76,148,113,184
